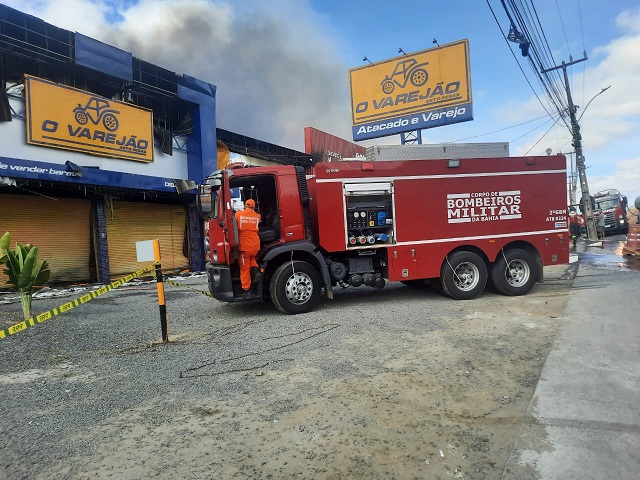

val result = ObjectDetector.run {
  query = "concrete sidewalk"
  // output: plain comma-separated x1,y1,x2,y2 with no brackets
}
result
503,250,640,479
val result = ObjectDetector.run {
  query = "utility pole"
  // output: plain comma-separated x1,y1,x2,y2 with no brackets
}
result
564,151,577,206
542,56,598,242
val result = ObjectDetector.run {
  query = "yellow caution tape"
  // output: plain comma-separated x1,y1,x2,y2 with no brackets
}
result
161,277,215,298
0,263,157,340
148,269,214,298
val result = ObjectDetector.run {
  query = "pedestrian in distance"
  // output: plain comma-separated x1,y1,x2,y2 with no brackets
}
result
235,198,261,299
596,209,606,240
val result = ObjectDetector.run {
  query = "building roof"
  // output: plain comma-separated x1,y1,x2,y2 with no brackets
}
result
0,4,191,130
217,128,318,167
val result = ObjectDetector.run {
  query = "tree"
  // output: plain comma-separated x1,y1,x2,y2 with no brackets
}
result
0,231,51,321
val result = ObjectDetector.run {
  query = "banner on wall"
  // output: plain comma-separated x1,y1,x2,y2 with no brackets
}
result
24,75,154,162
304,127,366,162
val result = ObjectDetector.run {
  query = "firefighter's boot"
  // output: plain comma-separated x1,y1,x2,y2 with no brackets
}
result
239,290,259,300
251,266,261,283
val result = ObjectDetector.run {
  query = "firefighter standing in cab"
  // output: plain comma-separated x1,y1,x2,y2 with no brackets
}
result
235,198,261,298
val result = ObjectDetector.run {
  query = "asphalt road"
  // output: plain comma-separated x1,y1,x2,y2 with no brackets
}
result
0,234,638,479
505,234,640,479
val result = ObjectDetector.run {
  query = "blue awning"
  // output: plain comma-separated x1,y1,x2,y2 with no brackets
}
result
75,33,133,82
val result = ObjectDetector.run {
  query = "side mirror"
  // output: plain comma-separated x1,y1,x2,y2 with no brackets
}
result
173,178,198,194
197,185,213,214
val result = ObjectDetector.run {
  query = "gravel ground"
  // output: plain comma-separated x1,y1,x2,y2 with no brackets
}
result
0,264,574,479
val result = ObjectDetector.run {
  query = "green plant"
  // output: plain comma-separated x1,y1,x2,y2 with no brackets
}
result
0,231,51,321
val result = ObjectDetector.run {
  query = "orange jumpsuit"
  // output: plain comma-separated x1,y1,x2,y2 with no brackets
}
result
235,207,261,290
569,212,581,238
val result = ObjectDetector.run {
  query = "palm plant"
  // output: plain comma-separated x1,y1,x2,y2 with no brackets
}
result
0,231,51,321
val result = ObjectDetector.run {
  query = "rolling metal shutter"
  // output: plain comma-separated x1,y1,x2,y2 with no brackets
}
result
105,200,189,277
0,194,91,286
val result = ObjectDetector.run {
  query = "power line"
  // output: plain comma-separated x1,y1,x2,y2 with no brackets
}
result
578,0,586,54
491,0,577,134
509,116,554,143
492,0,570,129
485,0,555,121
523,116,562,155
513,0,566,107
519,1,569,126
555,0,572,58
578,0,587,106
448,113,551,143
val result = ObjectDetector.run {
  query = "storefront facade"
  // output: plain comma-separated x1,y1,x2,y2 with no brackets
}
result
0,4,215,286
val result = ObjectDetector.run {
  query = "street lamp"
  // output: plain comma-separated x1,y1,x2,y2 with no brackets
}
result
573,85,611,241
578,86,611,123
542,50,612,242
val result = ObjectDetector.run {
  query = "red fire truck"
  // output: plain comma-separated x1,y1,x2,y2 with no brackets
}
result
593,189,629,235
197,155,570,314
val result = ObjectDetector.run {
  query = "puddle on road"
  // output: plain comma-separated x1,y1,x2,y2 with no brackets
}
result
573,234,640,272
618,256,640,271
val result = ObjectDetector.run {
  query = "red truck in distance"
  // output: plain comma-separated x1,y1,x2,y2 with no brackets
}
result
197,155,570,314
593,189,629,235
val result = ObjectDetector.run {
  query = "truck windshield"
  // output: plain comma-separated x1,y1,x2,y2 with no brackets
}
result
596,198,619,210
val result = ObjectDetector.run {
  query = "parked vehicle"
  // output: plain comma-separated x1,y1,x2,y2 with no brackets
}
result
197,155,570,314
593,189,629,235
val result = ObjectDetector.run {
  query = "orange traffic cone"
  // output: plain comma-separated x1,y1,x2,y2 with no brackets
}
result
622,224,640,255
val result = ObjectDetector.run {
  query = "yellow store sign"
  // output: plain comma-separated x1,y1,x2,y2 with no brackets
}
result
24,75,154,162
349,39,472,141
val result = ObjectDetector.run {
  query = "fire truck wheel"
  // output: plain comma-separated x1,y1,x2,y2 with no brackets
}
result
440,251,488,300
490,248,538,296
270,260,321,314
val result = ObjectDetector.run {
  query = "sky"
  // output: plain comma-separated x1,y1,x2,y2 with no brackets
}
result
5,0,640,207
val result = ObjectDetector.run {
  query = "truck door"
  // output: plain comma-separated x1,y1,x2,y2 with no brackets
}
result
206,170,238,265
221,171,239,262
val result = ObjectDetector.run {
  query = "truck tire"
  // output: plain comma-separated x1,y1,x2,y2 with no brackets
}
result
490,248,538,296
435,278,447,296
270,260,321,314
440,251,487,300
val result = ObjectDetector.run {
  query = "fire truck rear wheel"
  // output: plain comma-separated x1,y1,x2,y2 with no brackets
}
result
440,251,487,300
490,248,537,296
270,260,321,314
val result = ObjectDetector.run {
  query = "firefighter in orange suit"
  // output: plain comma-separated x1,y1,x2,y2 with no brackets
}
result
235,198,261,295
